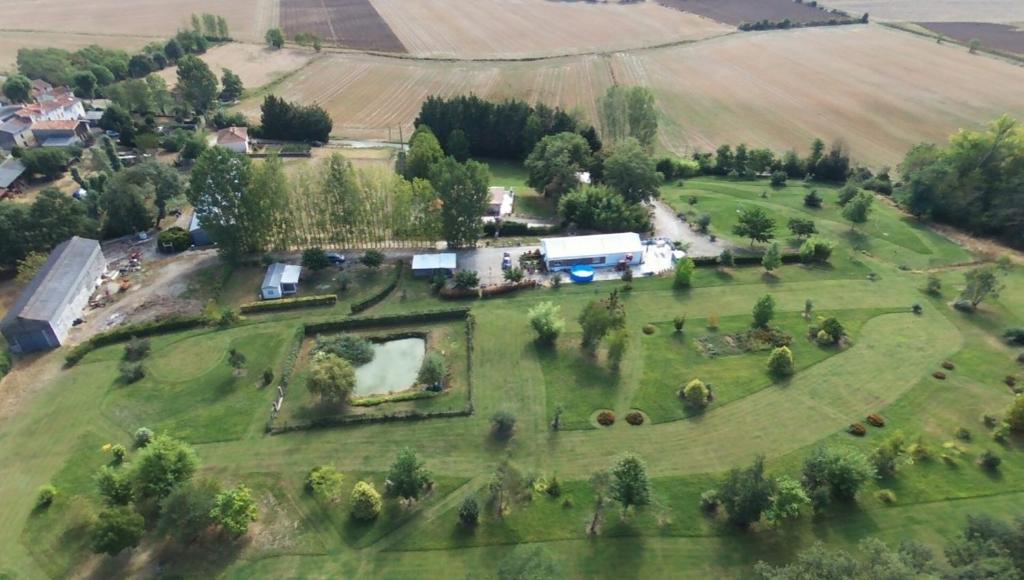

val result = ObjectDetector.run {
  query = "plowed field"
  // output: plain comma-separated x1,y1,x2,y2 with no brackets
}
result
280,0,405,52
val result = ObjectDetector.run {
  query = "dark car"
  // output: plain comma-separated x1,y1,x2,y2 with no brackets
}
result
326,252,346,266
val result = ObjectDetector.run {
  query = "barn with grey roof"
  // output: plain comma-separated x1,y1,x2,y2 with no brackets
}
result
1,237,106,353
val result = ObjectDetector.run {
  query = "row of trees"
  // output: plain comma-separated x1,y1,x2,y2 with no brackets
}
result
688,138,853,182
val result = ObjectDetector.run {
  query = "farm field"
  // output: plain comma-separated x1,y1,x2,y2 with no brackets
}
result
280,0,405,53
655,0,854,26
619,24,1024,165
1,172,1022,578
370,0,732,59
823,0,1024,23
157,43,318,92
0,32,149,75
0,0,277,43
233,53,614,141
918,22,1024,55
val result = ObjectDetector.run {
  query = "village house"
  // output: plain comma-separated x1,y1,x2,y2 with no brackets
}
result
31,119,91,148
214,126,250,154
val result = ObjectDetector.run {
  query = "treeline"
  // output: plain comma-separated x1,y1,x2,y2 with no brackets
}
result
414,95,599,160
259,96,332,143
0,190,98,272
186,147,489,261
897,115,1024,249
658,137,853,183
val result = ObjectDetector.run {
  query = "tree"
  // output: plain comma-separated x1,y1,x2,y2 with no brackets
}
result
186,147,253,261
528,301,565,345
841,192,873,229
387,448,431,500
801,446,876,506
968,38,981,53
673,257,695,289
755,539,935,579
598,85,658,149
404,125,445,180
176,55,218,113
418,352,445,386
695,213,712,234
453,270,480,289
870,432,907,478
302,247,330,271
733,206,776,245
72,70,98,98
764,476,809,525
610,454,651,512
20,148,69,180
99,175,156,237
350,481,383,520
606,329,628,374
767,346,794,378
761,242,782,273
360,249,385,269
164,38,184,62
210,485,258,538
131,435,199,500
960,265,1005,308
36,484,57,509
458,497,479,527
265,28,285,49
95,466,134,506
578,300,613,354
91,507,145,556
306,353,356,404
803,189,823,208
558,185,651,233
99,103,136,145
799,237,834,264
498,545,562,580
603,138,661,203
259,95,332,142
1006,396,1024,432
682,378,711,408
3,74,32,102
228,348,246,371
157,479,221,543
525,132,592,198
430,157,490,247
718,455,774,528
446,128,470,162
491,410,517,439
128,53,154,78
752,294,775,328
15,252,47,285
220,68,244,101
787,218,817,239
770,171,788,187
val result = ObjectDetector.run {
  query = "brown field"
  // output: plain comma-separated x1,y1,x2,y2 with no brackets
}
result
369,0,731,58
157,43,317,91
0,32,149,74
820,0,1024,23
619,25,1024,165
0,0,277,43
656,0,853,25
918,22,1024,55
280,0,405,53
233,53,614,140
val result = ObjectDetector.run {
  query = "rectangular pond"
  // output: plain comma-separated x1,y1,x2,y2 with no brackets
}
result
354,337,426,396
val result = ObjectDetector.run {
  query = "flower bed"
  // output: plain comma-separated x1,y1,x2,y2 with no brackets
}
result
596,410,616,426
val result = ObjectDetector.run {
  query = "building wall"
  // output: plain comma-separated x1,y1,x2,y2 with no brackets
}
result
49,245,105,344
219,140,248,154
545,251,642,272
2,319,59,353
0,129,32,149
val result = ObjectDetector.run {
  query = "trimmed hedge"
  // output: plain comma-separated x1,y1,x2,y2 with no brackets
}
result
240,294,336,314
691,251,801,268
266,325,305,431
440,280,538,300
305,308,470,336
483,221,559,237
65,315,207,367
270,407,472,434
350,389,442,407
350,260,404,314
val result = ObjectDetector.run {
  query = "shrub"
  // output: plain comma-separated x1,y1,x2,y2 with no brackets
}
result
110,444,127,464
820,317,845,344
350,481,382,521
875,489,897,504
306,465,344,501
979,450,1002,471
1007,375,1018,387
848,423,867,436
942,361,955,370
528,302,565,345
912,303,924,315
993,422,1010,443
123,337,151,362
1004,328,1024,346
315,334,375,366
491,410,517,439
262,368,274,386
1006,396,1024,432
37,484,57,509
418,352,446,388
547,476,562,497
955,427,971,441
866,414,885,427
982,414,999,428
673,258,695,289
933,371,947,380
752,294,775,328
681,379,711,408
925,275,942,295
240,294,337,314
157,227,191,252
803,189,823,208
596,411,615,426
699,489,720,513
707,312,720,330
642,324,656,335
673,315,687,332
551,273,563,288
770,170,787,187
119,361,145,383
360,250,385,269
458,497,479,527
799,237,834,264
767,346,795,378
718,249,734,268
625,411,644,426
133,427,153,448
453,270,480,290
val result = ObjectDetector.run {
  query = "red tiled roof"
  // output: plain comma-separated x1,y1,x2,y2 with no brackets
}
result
31,120,84,131
217,126,248,144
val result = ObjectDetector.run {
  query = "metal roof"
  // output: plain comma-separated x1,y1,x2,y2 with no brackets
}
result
411,253,457,270
0,158,26,188
541,233,644,261
2,237,102,324
262,263,301,289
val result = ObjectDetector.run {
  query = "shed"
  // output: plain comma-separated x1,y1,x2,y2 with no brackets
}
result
411,253,457,277
261,263,302,300
540,233,644,272
188,212,212,246
1,237,105,353
0,158,27,190
487,187,514,217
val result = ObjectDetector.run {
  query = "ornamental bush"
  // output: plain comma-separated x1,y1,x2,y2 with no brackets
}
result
37,484,57,509
681,379,711,408
767,346,794,377
157,227,191,252
799,237,834,264
133,427,153,448
458,497,479,527
306,465,344,501
350,481,382,521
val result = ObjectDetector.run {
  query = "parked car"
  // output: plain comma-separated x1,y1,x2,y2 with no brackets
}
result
501,252,512,270
326,252,346,266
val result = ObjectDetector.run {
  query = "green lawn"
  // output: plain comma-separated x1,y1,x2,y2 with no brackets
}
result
486,159,557,220
1,175,1022,579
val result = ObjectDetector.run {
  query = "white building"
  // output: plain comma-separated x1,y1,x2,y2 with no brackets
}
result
540,233,644,272
487,186,514,217
411,253,457,277
215,126,250,154
261,263,302,300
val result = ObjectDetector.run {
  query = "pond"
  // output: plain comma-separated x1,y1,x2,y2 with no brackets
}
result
354,337,426,396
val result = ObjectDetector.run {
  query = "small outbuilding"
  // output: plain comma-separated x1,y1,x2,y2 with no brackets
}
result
188,212,212,246
411,253,457,278
261,263,302,300
487,187,514,217
215,126,250,154
0,157,27,191
1,237,105,353
540,232,644,272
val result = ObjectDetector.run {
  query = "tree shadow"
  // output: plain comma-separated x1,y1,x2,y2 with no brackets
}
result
760,272,781,285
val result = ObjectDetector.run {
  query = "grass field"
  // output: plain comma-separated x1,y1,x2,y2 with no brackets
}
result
157,43,317,93
3,175,1020,578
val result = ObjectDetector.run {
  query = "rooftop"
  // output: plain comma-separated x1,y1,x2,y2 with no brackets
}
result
488,186,511,204
2,237,102,324
0,158,26,188
31,119,84,132
541,232,644,261
262,263,301,288
411,253,457,270
217,126,248,144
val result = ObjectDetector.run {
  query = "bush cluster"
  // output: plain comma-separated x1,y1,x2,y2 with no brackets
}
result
316,334,375,366
157,227,191,253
